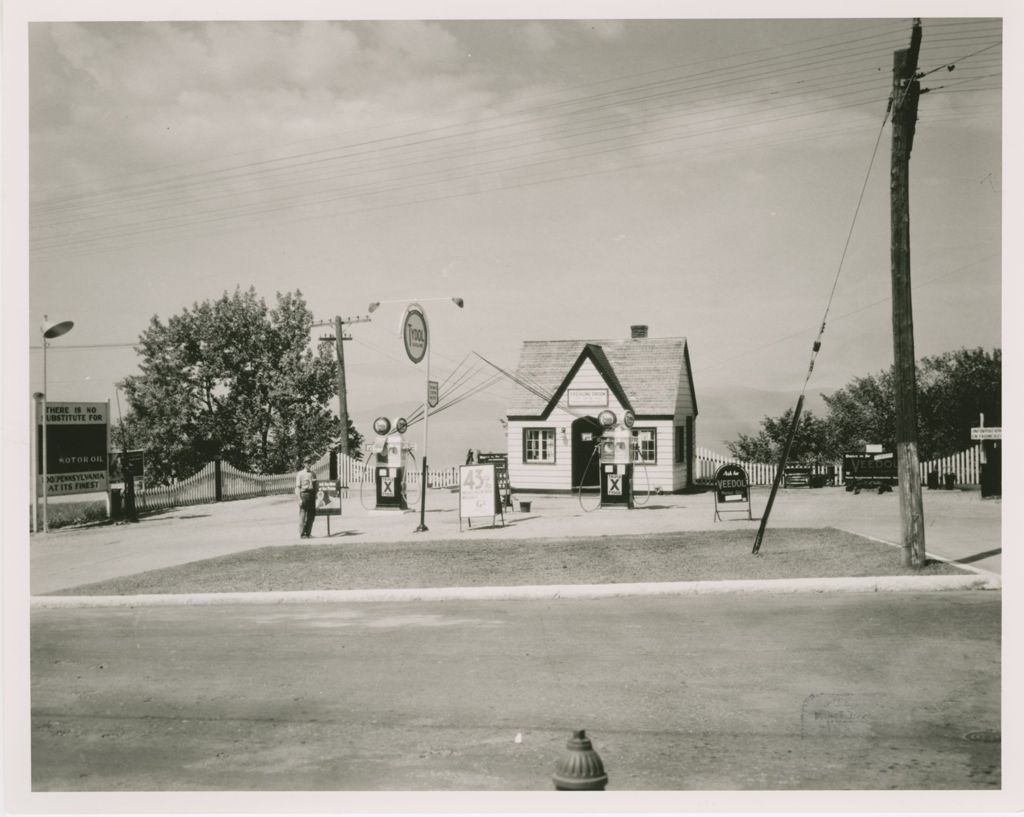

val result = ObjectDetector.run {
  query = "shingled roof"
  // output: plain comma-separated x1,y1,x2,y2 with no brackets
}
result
507,336,696,417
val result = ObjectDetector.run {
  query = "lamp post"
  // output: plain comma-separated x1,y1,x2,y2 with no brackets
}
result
368,297,464,532
40,315,74,534
31,392,43,532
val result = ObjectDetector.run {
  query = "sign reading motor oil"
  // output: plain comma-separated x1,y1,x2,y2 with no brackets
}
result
38,401,110,495
714,463,752,521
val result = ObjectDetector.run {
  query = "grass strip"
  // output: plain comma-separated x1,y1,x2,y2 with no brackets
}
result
49,528,966,596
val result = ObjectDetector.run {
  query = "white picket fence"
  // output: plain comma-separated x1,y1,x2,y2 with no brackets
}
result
696,445,984,487
130,444,986,514
134,451,461,514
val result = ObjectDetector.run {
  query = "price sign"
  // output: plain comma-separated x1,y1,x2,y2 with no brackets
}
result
459,463,499,521
428,380,439,408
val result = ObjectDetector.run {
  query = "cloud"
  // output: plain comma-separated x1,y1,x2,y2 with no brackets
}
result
31,21,493,192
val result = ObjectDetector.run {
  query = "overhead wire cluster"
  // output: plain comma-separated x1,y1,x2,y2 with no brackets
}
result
31,19,1000,260
32,19,1001,412
392,348,605,431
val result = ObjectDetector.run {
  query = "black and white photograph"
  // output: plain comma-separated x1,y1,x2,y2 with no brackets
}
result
3,0,1019,813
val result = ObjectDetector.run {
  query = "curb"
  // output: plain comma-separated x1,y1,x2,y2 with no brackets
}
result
31,573,1000,608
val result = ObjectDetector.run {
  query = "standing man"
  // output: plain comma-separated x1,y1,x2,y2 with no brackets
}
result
295,457,318,538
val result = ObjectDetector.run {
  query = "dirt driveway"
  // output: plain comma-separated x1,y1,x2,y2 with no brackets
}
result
29,486,1001,594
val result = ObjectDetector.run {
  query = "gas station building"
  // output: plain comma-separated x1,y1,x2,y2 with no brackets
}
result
505,327,698,494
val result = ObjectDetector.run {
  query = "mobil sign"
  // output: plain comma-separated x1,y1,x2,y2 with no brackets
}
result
39,401,110,495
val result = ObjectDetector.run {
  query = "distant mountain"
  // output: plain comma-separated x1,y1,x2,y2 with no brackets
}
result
353,397,508,467
695,385,830,455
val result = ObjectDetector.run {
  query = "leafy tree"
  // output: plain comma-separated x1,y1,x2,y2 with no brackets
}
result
916,347,1000,458
824,347,1000,460
821,368,897,456
726,409,832,464
120,287,362,483
727,347,1000,463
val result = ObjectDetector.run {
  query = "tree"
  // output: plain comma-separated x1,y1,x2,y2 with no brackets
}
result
726,409,832,464
824,347,1000,460
916,347,1000,458
120,287,362,483
821,368,897,456
726,347,1000,463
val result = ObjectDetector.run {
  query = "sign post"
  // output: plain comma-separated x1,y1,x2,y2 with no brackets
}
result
402,303,431,532
369,296,464,532
972,414,1002,498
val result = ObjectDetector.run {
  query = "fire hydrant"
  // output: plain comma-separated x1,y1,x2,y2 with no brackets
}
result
552,729,608,790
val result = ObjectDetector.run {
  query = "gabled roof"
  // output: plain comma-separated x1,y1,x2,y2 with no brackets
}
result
507,336,695,418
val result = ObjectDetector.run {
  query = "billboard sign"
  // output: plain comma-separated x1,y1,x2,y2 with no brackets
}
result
39,401,110,495
842,451,898,489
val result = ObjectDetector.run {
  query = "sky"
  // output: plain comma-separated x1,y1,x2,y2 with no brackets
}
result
9,2,1008,466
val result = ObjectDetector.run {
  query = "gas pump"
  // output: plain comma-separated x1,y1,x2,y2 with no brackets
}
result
598,409,635,509
371,416,409,510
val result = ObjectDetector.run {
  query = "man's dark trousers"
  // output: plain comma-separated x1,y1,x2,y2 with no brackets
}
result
299,490,316,537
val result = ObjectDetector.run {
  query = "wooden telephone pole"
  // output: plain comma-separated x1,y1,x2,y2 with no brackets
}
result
314,315,370,457
890,19,926,568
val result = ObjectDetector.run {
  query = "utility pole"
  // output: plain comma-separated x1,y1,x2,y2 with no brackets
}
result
890,19,926,568
314,314,370,457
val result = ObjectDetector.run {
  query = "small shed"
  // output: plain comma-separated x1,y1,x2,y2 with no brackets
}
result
505,327,698,493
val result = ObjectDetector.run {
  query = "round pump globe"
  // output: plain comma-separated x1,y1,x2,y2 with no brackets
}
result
395,417,408,434
598,409,617,428
373,417,391,435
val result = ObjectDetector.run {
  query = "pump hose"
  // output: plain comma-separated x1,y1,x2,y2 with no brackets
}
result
631,446,653,507
358,451,375,510
576,446,602,513
402,450,421,508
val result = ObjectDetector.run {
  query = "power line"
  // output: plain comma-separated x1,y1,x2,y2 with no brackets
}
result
32,19,912,205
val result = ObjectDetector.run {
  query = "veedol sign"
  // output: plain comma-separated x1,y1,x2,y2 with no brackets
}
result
402,305,428,364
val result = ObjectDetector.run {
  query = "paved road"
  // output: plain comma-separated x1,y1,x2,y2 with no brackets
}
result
31,591,999,791
29,487,1001,594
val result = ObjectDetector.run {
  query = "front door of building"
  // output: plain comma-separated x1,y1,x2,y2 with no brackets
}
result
571,416,602,489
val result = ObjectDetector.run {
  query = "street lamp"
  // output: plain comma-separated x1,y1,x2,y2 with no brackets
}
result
40,315,74,533
367,297,464,532
368,296,463,314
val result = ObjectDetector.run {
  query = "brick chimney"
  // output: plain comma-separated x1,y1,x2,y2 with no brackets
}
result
630,325,648,339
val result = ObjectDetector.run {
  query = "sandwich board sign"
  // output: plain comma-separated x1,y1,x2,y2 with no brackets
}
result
476,451,512,508
315,480,343,535
458,463,505,530
714,463,752,522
